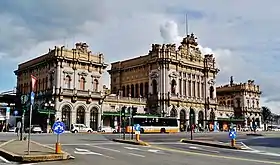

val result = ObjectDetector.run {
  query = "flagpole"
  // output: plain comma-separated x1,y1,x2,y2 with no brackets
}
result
27,103,32,155
28,75,37,155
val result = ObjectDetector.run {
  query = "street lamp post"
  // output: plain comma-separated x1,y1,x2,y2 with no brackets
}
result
190,113,194,140
98,93,110,131
45,100,54,133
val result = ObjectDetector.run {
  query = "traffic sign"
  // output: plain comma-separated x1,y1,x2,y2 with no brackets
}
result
30,92,35,105
134,124,141,131
229,130,237,139
13,110,18,116
52,121,66,135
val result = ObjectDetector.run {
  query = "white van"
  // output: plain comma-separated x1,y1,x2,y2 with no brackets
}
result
71,124,93,133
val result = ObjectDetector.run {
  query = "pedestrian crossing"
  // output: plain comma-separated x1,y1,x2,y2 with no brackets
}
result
62,143,168,160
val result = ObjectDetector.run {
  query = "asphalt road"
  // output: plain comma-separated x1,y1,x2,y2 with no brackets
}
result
0,132,279,165
31,142,280,165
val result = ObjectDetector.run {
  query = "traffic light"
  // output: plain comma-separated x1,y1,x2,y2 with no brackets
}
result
121,106,127,117
132,107,137,116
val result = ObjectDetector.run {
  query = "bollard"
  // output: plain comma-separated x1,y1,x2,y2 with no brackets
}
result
136,134,140,141
55,142,62,154
231,139,236,147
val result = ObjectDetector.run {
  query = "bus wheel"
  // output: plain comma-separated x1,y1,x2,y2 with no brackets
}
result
140,128,144,133
160,128,166,133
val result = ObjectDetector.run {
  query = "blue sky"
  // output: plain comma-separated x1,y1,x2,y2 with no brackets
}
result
0,0,280,113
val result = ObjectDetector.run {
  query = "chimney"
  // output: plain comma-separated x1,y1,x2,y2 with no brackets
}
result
230,76,234,86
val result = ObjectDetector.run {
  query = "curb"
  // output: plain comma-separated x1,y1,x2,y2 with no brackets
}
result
180,139,242,150
112,139,150,146
246,133,263,136
0,139,74,163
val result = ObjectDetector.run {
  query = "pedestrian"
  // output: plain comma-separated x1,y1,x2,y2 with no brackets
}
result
16,121,22,140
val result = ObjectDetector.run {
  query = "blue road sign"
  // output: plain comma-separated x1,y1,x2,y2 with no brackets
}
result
30,92,35,105
52,121,66,135
229,130,237,139
13,110,18,116
134,124,141,131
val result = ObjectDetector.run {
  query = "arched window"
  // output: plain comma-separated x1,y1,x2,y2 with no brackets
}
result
65,75,71,88
126,85,130,96
80,77,85,90
144,82,149,97
140,83,143,97
152,80,157,94
135,84,139,97
122,86,125,97
131,84,135,98
93,79,99,92
76,106,85,124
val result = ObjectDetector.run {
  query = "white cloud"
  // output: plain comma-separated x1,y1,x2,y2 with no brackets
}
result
0,0,280,114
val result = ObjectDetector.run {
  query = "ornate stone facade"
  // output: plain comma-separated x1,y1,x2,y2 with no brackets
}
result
216,77,262,127
108,34,220,130
14,42,146,131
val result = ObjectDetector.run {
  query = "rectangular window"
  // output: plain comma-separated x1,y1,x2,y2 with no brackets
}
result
197,82,200,98
183,80,186,95
192,81,196,97
179,79,182,95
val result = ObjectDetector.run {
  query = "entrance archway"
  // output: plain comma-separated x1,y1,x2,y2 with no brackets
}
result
90,107,98,131
179,110,186,131
198,111,204,127
61,105,71,130
76,106,85,124
189,108,195,126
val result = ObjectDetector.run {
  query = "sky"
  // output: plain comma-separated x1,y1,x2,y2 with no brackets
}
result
0,0,280,114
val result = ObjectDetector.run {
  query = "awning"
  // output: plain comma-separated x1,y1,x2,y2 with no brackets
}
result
37,108,56,115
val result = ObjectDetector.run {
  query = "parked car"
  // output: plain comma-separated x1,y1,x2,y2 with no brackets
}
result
8,127,16,133
100,126,117,133
25,125,43,133
71,124,93,133
256,127,264,131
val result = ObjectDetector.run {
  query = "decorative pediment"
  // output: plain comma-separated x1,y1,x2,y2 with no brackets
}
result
63,70,73,75
149,72,158,79
169,71,178,78
78,71,88,76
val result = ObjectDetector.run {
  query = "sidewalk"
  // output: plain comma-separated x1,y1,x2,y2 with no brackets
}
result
0,139,73,163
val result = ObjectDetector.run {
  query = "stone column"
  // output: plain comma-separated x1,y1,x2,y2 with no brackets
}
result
85,111,90,127
71,111,76,124
56,62,61,88
195,111,198,125
97,109,102,128
249,117,253,128
258,116,262,127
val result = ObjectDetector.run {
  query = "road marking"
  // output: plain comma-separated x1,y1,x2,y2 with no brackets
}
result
189,146,198,149
147,149,161,153
91,145,121,152
149,142,182,145
44,142,117,146
128,153,145,157
124,147,141,150
0,156,10,163
151,145,280,164
74,148,114,159
189,146,220,153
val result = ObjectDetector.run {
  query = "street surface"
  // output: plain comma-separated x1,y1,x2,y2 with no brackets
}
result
0,132,279,165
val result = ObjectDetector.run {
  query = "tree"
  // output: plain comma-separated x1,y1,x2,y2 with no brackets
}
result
261,106,272,131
